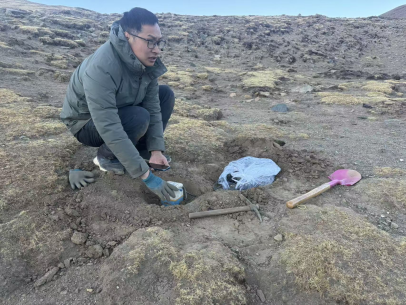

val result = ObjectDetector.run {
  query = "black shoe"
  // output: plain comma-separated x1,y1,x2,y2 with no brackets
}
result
93,156,125,175
138,150,171,163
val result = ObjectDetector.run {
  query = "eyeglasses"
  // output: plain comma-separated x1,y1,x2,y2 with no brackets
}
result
127,32,166,50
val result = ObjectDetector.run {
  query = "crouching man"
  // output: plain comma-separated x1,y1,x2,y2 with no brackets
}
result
61,7,178,201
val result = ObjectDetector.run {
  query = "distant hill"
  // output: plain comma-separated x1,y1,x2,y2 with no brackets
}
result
381,4,406,18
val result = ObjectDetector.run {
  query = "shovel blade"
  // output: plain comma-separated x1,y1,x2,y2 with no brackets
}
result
328,169,361,186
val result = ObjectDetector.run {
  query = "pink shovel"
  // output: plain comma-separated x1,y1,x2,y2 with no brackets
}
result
286,169,362,209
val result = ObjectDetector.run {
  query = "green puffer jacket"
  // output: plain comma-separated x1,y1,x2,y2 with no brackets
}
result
60,21,167,178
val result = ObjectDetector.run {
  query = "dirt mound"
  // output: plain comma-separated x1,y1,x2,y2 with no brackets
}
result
97,227,246,305
381,5,406,18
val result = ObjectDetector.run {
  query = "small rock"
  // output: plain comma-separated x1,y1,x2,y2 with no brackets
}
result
274,234,283,241
60,290,68,295
271,104,289,113
292,84,313,93
244,95,251,99
86,240,96,246
362,103,373,109
106,241,117,248
71,232,88,245
64,258,72,268
257,289,266,302
230,93,237,97
70,222,78,230
34,267,59,287
77,257,87,264
65,207,80,217
86,244,103,258
58,263,65,269
86,288,93,293
259,91,270,97
391,222,399,229
103,248,110,257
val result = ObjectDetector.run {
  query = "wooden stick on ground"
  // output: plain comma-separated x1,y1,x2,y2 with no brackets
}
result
189,204,259,219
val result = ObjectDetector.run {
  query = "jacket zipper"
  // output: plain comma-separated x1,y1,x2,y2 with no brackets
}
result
134,74,143,104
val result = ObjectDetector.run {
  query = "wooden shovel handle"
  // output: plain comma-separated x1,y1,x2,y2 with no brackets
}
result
286,183,331,209
189,205,259,219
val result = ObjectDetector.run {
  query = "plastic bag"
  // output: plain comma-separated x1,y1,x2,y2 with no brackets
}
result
218,156,281,190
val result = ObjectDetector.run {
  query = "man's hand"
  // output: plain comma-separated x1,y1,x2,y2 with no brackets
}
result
142,172,179,201
149,151,169,167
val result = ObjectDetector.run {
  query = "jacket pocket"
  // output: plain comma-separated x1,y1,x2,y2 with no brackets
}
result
77,96,89,113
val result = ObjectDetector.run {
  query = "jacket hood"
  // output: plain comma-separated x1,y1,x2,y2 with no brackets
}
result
109,21,167,78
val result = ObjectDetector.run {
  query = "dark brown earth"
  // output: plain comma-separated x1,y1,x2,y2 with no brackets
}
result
1,1,406,304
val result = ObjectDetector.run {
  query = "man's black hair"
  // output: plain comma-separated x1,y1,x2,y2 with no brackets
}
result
119,7,158,33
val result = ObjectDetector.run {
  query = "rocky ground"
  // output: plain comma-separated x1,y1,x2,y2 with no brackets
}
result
1,1,406,304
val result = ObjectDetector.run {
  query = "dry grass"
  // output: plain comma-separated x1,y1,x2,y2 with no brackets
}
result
242,70,288,89
165,115,227,162
161,66,194,86
0,88,29,104
0,105,66,140
337,82,362,91
0,41,11,49
39,37,79,48
361,81,394,94
0,210,65,262
48,59,68,69
0,90,80,204
280,205,406,305
360,178,406,208
52,28,75,39
317,92,389,105
174,99,222,121
19,26,54,37
0,67,35,76
50,17,93,30
374,167,406,177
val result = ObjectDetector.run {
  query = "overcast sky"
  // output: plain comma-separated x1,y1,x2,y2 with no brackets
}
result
30,0,404,17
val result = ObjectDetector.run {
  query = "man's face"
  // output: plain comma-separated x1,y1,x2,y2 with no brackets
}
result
125,23,162,67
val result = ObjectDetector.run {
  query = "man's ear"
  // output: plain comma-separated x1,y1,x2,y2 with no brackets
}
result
124,32,129,40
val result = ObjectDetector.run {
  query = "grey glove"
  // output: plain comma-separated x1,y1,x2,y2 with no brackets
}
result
142,172,179,201
69,169,95,190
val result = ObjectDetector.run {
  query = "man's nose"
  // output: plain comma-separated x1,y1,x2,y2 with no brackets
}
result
152,44,161,54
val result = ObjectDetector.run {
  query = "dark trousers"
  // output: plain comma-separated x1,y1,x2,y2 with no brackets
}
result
75,85,175,159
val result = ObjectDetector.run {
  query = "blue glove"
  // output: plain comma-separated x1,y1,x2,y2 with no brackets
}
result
142,172,179,201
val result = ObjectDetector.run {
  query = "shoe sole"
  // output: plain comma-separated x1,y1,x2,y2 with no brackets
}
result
93,157,107,171
93,157,125,175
